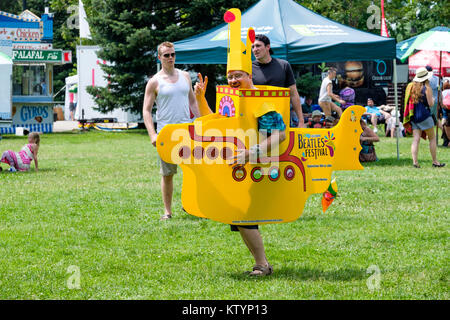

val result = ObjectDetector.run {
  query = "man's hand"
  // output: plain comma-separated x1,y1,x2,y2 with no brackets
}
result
194,73,208,98
230,148,249,168
151,133,158,147
297,118,306,128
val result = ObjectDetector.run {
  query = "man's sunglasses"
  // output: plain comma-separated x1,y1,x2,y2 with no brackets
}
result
162,53,176,58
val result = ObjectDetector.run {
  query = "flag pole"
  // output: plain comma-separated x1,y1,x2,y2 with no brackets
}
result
436,51,443,145
393,59,400,160
381,0,398,158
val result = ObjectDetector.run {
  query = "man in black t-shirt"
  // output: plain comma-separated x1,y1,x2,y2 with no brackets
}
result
251,34,305,127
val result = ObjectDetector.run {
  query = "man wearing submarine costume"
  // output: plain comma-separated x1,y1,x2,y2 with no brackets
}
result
157,8,365,276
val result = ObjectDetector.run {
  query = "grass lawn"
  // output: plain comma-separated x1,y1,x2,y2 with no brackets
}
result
0,129,448,300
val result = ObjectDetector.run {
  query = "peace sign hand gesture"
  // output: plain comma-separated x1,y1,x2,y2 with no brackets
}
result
194,73,208,98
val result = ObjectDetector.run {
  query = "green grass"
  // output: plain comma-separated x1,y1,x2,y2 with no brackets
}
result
0,129,448,300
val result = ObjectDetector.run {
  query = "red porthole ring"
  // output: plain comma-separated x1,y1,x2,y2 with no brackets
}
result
221,147,233,160
206,146,219,160
192,146,204,160
268,166,280,182
250,167,264,182
232,166,247,182
178,146,191,160
284,165,295,181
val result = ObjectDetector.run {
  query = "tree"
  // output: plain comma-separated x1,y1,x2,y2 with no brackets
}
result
298,0,450,42
296,72,321,99
85,0,259,115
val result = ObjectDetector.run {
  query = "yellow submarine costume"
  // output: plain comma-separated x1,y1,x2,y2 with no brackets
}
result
157,8,365,225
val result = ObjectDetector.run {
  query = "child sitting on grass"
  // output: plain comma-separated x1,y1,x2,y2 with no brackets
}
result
0,132,40,172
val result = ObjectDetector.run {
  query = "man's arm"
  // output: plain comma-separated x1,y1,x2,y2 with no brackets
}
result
232,129,286,166
327,83,345,105
194,73,213,115
260,129,286,154
361,127,380,143
183,71,200,118
425,81,435,107
289,84,305,128
142,78,158,146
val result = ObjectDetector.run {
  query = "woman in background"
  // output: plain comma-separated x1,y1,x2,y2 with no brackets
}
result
403,67,445,168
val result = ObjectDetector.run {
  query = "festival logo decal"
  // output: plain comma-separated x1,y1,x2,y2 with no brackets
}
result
323,132,336,157
297,132,336,160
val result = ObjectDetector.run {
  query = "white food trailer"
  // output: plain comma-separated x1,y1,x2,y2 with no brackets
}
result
72,46,141,123
0,52,12,131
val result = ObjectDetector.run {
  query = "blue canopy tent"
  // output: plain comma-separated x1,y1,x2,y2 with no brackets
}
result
174,0,396,64
172,0,400,157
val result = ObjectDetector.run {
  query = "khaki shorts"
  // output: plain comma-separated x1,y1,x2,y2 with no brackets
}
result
158,156,177,176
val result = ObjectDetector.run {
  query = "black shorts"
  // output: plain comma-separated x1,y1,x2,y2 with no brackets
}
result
230,225,259,232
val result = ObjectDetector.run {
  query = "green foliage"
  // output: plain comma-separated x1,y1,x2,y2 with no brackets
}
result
298,0,450,42
84,0,259,114
296,72,321,99
318,62,328,73
49,0,79,101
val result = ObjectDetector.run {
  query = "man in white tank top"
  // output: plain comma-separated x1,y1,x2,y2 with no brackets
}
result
143,41,200,221
318,67,345,118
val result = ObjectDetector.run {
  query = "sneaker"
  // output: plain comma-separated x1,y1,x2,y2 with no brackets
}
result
373,127,378,133
9,167,17,172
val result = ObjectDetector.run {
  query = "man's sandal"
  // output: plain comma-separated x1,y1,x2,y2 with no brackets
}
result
160,214,172,221
248,264,273,276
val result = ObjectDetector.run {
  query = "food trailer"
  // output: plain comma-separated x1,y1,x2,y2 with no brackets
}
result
0,9,71,134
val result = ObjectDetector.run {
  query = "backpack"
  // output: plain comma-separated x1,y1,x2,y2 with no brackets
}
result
339,87,355,103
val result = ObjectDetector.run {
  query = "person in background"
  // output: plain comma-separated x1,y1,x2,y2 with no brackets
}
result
385,109,404,138
359,119,380,162
68,84,78,121
318,67,344,118
306,110,324,128
440,79,450,147
143,41,201,221
301,97,313,123
338,80,355,111
251,34,305,127
0,132,40,172
403,67,445,168
40,80,47,96
324,115,337,128
425,65,440,127
362,98,391,133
